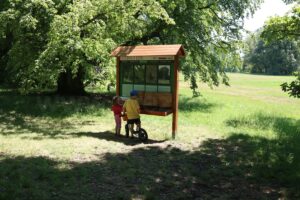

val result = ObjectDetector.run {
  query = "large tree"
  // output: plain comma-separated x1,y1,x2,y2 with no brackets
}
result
261,3,300,98
243,33,300,75
0,0,59,89
1,0,264,94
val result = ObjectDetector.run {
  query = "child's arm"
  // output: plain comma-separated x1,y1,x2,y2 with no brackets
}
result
122,102,126,114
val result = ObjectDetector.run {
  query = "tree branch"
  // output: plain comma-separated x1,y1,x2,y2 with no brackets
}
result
122,22,167,45
80,13,107,28
198,1,218,10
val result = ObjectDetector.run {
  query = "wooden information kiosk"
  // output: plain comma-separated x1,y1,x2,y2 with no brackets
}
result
111,45,185,138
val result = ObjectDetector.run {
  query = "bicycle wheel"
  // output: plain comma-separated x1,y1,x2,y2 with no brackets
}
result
138,128,148,142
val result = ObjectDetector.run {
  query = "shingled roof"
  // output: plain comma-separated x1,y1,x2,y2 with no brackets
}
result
111,45,185,57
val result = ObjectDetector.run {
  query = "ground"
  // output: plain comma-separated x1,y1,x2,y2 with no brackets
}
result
0,73,300,199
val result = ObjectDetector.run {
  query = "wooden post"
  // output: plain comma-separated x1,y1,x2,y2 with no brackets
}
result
116,57,120,96
172,55,179,139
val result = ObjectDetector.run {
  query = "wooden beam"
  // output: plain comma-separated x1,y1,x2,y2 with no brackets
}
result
172,55,179,139
116,57,120,96
140,109,173,116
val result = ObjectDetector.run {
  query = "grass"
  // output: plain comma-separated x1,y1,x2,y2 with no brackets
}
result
0,73,300,199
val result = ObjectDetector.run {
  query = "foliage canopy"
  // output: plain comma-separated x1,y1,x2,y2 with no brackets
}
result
261,5,300,42
0,0,264,94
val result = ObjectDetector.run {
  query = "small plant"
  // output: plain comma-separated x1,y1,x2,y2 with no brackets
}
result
281,72,300,98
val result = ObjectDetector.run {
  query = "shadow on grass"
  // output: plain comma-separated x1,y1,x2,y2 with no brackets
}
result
73,131,166,146
0,88,114,137
179,96,219,113
0,112,72,138
225,113,300,137
1,133,300,199
0,89,114,119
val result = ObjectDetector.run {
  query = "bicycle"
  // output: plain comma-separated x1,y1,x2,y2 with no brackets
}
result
123,115,148,142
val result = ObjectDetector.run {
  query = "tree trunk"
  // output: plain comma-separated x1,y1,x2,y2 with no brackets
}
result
0,31,13,83
57,66,86,95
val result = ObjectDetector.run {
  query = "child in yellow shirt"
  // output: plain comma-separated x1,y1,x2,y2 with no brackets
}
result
123,90,140,138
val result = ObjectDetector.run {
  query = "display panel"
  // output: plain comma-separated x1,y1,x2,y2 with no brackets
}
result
145,85,157,92
133,84,145,91
122,84,133,97
122,65,133,83
146,65,157,84
120,62,172,97
134,65,145,84
158,86,171,92
158,65,170,84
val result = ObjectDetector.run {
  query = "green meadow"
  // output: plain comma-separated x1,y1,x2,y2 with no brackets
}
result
0,73,300,199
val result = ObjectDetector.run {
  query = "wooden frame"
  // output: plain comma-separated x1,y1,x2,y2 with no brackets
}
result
116,57,120,96
172,55,179,138
111,45,185,139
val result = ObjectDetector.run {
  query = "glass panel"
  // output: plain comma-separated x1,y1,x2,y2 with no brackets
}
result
158,86,171,92
146,65,157,84
122,84,133,97
158,65,170,84
123,65,133,83
133,84,145,92
134,65,145,84
145,85,157,92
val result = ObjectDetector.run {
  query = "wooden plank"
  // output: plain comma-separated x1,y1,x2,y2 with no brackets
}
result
116,57,120,96
172,55,179,139
140,109,172,116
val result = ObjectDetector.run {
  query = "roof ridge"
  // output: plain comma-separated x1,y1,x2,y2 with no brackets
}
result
111,45,185,57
